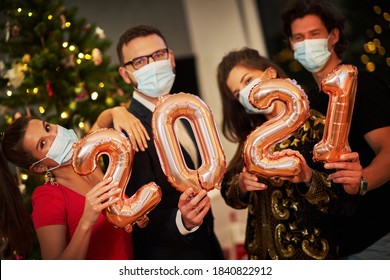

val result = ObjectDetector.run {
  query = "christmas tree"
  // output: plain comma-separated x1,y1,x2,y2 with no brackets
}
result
0,0,131,130
0,0,131,259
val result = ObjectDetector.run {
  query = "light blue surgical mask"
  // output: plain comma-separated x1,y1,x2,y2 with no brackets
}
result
31,125,79,171
132,59,176,98
293,35,332,73
238,77,274,115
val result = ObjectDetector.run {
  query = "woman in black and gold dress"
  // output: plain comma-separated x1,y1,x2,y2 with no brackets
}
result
216,47,362,259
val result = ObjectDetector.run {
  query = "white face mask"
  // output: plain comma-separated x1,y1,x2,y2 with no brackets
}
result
131,59,176,98
238,77,274,115
293,35,332,73
30,125,78,171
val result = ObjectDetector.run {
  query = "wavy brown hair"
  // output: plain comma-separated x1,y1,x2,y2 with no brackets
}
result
281,0,348,58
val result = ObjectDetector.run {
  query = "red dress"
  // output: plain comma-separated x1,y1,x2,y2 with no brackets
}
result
31,183,133,260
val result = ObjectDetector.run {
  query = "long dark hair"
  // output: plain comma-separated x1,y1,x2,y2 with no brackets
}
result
217,47,289,143
0,117,35,259
281,0,348,58
2,117,37,170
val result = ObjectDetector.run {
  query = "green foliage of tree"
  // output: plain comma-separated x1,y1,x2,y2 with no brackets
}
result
0,0,131,129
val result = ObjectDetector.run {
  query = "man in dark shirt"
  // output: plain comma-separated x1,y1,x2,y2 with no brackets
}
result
281,0,390,259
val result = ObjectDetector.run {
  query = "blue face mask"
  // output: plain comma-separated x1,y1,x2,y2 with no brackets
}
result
293,36,332,73
238,77,274,115
132,59,176,98
31,125,79,171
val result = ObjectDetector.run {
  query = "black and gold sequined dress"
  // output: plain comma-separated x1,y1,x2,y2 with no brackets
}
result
221,109,353,260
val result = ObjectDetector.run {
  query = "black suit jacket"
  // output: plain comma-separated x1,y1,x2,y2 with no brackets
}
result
125,98,224,259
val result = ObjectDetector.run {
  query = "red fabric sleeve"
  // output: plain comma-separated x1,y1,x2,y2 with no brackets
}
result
31,184,67,229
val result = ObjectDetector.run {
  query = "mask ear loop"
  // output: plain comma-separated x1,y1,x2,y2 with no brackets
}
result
328,29,335,52
124,68,140,92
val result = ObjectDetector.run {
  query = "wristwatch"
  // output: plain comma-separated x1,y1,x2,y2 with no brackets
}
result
359,176,368,196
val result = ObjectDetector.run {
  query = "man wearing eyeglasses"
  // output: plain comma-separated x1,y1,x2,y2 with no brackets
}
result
117,25,224,260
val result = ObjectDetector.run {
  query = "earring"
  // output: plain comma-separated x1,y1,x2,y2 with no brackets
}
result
44,170,57,185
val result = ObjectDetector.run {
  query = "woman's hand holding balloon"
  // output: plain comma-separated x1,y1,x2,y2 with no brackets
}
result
80,177,120,229
275,150,313,184
238,167,268,193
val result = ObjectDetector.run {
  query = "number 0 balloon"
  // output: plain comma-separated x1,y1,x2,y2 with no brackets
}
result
72,128,162,232
152,93,226,193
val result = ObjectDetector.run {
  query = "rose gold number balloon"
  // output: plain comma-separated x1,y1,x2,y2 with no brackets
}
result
152,92,226,193
313,64,358,162
72,128,162,232
243,78,310,178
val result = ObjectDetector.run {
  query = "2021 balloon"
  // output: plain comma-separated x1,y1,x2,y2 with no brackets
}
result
72,128,162,232
152,92,226,193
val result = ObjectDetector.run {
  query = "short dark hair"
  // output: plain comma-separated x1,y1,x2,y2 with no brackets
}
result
116,25,168,65
281,0,348,58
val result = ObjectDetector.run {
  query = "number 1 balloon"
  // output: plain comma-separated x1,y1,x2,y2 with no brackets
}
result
313,64,358,162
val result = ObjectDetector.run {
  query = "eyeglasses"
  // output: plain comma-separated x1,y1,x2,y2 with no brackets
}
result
123,48,169,70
